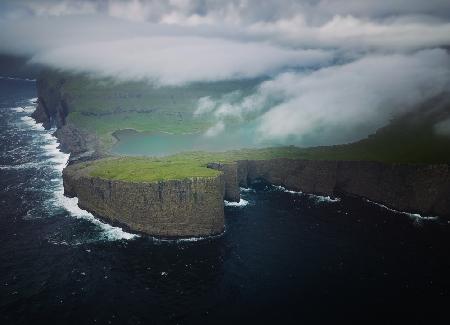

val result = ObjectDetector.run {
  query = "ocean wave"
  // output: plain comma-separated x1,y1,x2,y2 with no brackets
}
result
20,116,44,130
224,198,249,207
151,228,226,244
11,105,36,113
240,187,255,193
307,194,341,203
20,100,137,241
272,185,340,203
272,185,302,194
0,76,36,82
0,161,44,170
54,190,138,241
364,199,439,222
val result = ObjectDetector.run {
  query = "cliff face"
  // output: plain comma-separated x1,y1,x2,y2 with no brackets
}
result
32,74,101,161
206,162,240,202
31,76,67,128
212,159,450,217
63,163,225,237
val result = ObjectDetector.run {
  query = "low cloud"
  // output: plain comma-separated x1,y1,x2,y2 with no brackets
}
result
204,121,225,137
29,36,332,85
197,49,450,146
434,118,450,136
1,1,450,147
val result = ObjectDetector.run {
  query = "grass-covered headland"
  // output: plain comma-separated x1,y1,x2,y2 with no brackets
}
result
41,71,450,182
87,130,450,182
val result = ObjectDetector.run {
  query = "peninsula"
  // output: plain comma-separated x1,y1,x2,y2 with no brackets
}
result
33,71,450,237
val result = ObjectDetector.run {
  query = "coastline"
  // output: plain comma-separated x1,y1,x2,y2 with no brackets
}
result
33,73,450,238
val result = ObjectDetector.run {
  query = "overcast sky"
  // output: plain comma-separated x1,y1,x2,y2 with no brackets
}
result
1,0,449,145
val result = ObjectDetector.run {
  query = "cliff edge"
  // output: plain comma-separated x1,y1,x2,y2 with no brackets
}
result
63,161,225,237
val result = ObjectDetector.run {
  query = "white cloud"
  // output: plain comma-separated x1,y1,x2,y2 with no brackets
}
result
247,14,450,51
201,49,450,146
29,36,332,85
256,49,450,144
434,117,450,136
204,121,225,137
1,0,450,147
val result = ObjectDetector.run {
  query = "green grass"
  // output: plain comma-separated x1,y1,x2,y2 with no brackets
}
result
87,121,450,182
44,71,261,149
42,70,450,171
88,157,221,182
87,146,311,182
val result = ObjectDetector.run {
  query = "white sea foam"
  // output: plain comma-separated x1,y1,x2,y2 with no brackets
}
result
272,184,302,194
224,198,249,207
364,199,439,222
54,189,137,241
307,194,341,203
21,101,137,241
20,116,44,130
0,76,36,82
0,161,47,170
152,228,226,244
272,184,340,203
240,187,255,193
12,105,36,113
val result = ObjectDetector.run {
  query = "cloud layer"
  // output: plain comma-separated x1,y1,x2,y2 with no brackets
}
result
197,49,450,145
1,0,449,146
30,36,332,85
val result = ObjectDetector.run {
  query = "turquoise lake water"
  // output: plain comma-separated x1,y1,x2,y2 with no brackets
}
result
111,125,276,156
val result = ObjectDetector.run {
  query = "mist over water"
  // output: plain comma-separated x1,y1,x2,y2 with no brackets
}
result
111,122,273,156
1,79,450,324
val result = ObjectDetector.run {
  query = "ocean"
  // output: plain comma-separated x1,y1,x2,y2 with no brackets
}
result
1,78,449,324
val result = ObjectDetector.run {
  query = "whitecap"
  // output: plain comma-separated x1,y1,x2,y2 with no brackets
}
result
54,189,138,241
224,198,249,207
0,162,44,170
19,99,138,241
272,184,302,194
272,184,340,203
151,227,225,244
308,194,341,203
20,116,44,131
240,187,255,193
364,199,439,222
0,76,36,82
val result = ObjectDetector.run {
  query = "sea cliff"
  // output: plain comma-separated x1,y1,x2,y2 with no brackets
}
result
34,72,450,237
210,159,450,218
31,73,105,161
63,162,225,237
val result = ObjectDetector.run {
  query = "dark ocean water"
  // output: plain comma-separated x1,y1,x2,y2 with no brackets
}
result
1,79,450,325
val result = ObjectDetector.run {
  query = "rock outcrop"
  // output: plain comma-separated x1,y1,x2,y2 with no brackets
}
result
63,162,225,237
206,162,240,202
